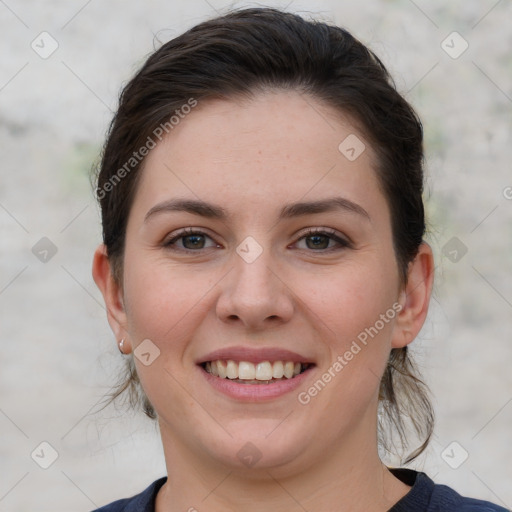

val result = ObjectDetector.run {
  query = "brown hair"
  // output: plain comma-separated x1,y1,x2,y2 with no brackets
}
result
94,7,433,463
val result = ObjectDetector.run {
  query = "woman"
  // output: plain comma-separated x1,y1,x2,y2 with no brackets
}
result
91,7,507,511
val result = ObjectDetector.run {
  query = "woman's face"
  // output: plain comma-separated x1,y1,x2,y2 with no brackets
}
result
105,91,417,473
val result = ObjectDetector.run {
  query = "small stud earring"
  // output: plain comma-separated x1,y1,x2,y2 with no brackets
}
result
118,338,126,354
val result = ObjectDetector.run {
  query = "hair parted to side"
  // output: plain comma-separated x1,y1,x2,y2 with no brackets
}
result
94,7,433,464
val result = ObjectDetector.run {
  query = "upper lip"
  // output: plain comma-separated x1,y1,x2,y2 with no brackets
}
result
197,346,315,365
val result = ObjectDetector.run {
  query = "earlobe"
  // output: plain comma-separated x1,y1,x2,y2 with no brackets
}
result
92,244,131,353
391,242,434,349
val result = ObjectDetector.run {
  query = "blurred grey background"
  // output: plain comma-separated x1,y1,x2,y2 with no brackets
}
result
1,0,511,510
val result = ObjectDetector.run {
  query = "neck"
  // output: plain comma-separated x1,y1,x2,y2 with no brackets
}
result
155,406,411,512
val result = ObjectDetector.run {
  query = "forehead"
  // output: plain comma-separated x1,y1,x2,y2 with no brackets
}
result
132,91,386,222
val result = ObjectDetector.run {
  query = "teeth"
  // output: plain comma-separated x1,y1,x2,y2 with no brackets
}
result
255,361,273,380
239,361,256,380
205,360,308,381
217,360,227,379
226,360,238,379
284,361,294,379
272,361,284,378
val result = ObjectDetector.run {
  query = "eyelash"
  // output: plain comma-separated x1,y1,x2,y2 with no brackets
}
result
295,228,351,252
163,227,351,254
163,228,215,252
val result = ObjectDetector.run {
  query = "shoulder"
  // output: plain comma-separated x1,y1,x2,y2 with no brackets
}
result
428,477,509,512
90,477,167,512
390,468,509,511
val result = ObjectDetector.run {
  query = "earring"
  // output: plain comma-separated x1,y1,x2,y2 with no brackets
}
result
118,338,126,354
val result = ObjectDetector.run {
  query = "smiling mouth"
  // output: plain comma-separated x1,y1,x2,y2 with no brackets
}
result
200,360,313,384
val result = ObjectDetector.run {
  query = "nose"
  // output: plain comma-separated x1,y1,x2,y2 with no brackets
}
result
215,248,295,331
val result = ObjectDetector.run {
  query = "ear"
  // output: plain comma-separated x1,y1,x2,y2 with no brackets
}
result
92,244,132,353
391,242,434,349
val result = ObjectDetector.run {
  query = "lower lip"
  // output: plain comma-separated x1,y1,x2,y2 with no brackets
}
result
199,365,314,401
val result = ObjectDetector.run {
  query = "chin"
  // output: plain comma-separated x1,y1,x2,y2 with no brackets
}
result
202,419,312,473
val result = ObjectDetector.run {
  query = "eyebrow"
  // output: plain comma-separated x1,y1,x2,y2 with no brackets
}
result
144,197,370,223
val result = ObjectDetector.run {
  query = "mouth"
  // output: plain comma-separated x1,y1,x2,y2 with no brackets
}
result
200,360,314,384
196,346,316,400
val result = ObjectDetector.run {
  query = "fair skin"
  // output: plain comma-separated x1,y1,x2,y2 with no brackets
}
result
93,91,434,512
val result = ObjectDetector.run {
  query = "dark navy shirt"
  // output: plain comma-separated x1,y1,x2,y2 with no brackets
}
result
91,469,509,511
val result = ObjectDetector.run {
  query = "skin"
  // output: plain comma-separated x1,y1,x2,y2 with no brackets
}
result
93,90,434,512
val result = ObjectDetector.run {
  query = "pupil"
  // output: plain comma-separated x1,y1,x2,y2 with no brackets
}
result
308,235,328,250
185,235,204,249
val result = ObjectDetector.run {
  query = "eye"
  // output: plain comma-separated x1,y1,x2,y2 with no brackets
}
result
163,228,219,252
294,228,351,252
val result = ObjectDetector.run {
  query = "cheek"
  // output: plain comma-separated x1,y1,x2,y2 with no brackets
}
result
301,261,398,342
121,256,214,414
298,258,398,398
122,253,213,347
